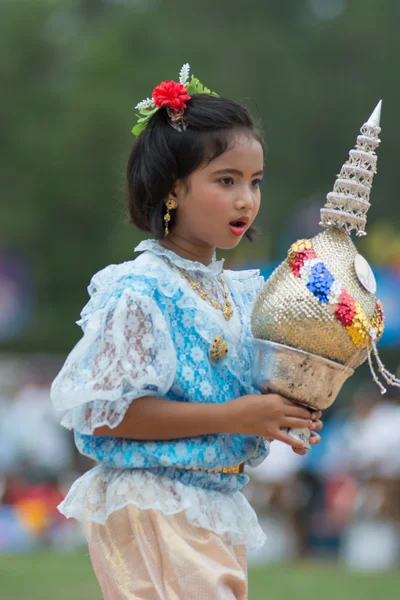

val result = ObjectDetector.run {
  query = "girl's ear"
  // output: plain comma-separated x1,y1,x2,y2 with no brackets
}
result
167,179,187,206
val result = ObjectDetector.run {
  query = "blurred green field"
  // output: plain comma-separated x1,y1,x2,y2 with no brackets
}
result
0,552,399,600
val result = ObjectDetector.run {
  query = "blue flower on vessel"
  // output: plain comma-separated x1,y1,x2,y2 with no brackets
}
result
307,263,334,303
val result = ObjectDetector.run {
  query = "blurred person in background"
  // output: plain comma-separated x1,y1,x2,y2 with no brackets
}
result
299,384,400,569
0,360,74,552
340,384,400,570
0,364,73,476
247,382,400,569
245,440,305,565
50,65,323,599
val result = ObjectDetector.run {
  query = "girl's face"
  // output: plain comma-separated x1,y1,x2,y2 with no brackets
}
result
167,133,264,260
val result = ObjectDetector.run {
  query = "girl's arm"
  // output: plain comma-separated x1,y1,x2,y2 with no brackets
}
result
93,396,229,439
93,394,321,448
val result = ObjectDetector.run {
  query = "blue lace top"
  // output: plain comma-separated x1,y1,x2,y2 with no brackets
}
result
51,240,269,495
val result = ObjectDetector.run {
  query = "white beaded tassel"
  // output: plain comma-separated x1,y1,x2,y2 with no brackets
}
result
320,101,382,236
371,342,400,388
367,350,387,394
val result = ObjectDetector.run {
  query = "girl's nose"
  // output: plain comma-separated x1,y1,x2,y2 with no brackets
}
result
235,189,254,211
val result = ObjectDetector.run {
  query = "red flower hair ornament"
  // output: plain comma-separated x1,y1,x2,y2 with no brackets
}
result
132,63,218,136
152,80,190,110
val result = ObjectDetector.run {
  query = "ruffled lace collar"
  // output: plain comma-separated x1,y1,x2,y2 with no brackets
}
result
135,239,225,275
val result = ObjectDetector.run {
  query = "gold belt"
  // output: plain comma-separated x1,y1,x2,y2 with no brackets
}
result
178,463,244,475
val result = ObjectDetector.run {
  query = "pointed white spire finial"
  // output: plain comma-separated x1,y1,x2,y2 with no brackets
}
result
320,101,383,237
366,100,382,128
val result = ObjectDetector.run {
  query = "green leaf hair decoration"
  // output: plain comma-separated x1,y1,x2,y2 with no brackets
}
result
186,75,218,97
131,63,219,137
131,106,159,137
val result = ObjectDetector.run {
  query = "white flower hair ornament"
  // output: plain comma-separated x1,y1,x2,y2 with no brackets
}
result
131,63,218,136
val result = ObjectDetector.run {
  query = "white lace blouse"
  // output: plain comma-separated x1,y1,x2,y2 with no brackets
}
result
51,240,269,551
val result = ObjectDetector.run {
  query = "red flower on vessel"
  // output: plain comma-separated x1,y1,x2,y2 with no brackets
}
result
290,249,317,277
335,290,357,327
152,80,191,110
291,258,303,277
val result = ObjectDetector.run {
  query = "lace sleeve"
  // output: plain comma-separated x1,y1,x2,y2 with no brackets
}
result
51,287,177,434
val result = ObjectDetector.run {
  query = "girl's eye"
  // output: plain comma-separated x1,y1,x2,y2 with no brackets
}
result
252,178,264,188
220,177,234,186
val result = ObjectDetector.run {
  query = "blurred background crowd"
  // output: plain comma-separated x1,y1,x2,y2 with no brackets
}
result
1,0,399,575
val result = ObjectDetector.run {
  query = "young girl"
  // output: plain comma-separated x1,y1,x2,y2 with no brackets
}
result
51,64,322,599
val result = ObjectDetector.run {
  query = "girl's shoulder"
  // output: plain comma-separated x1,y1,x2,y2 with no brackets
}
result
223,267,265,307
86,249,172,295
77,248,178,328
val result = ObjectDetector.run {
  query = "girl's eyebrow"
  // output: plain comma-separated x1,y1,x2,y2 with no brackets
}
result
212,168,264,177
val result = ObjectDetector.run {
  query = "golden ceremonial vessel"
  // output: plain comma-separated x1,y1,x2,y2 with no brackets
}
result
251,101,399,448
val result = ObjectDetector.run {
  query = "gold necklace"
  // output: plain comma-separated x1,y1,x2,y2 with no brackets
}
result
178,268,233,320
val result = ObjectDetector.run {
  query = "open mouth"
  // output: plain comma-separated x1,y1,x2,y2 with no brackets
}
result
229,219,249,236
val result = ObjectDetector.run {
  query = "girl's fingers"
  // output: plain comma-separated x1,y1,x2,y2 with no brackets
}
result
282,398,322,422
310,419,323,431
292,447,307,456
311,410,322,420
275,430,307,451
309,432,321,445
283,402,313,420
283,417,314,430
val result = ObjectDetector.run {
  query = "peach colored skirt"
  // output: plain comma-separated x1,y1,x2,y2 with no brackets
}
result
85,504,248,600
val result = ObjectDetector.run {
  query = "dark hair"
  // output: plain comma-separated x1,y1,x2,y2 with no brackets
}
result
126,94,264,240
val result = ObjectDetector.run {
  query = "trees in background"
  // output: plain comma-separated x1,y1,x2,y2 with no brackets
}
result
1,0,399,352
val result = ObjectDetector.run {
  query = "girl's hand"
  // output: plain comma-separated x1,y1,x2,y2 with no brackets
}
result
227,393,318,451
292,410,323,455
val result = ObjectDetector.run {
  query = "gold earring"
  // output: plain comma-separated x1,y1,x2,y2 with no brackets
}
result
164,199,177,237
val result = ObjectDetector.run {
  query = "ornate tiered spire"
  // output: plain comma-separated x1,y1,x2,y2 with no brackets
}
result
320,100,382,237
